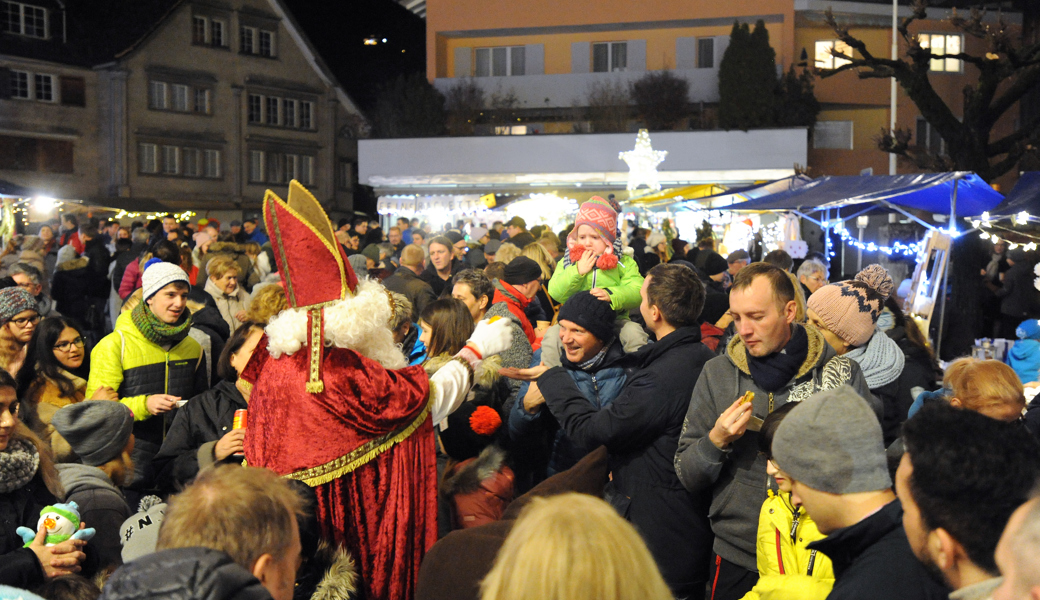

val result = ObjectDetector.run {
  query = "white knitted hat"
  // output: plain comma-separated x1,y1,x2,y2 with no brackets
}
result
142,260,189,300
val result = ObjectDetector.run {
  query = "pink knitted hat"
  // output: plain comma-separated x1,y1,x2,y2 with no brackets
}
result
807,264,894,348
574,197,618,245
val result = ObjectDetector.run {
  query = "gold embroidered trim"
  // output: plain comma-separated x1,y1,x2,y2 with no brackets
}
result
285,402,431,487
306,308,324,394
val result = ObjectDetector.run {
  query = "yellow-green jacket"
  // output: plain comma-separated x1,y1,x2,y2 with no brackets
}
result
740,490,835,600
547,253,643,317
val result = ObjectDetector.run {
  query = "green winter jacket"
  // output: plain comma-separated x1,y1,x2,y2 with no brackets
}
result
547,253,643,317
87,311,205,445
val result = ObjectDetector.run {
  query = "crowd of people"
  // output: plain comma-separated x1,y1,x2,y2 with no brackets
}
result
1,190,1040,600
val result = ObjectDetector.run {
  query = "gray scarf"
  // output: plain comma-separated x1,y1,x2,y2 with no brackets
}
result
0,438,39,493
844,329,905,389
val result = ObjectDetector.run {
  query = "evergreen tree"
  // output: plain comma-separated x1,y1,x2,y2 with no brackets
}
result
775,65,821,128
369,73,446,138
718,20,779,130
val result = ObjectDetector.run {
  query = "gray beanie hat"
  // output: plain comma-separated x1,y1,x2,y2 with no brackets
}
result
771,385,891,495
51,401,134,467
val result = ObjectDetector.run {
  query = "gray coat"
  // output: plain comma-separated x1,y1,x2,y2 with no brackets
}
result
485,301,532,397
674,324,878,572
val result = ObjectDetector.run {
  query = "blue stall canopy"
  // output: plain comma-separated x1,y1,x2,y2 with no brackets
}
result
990,172,1040,218
724,172,1003,217
0,179,37,199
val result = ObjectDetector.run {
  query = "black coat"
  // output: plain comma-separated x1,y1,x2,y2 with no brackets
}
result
808,499,948,600
996,260,1040,318
886,327,939,444
152,380,247,494
420,260,464,298
112,242,147,293
0,469,56,588
384,266,438,322
100,547,272,600
538,326,715,597
82,237,112,298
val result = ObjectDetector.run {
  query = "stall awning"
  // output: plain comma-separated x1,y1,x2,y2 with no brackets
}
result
991,172,1040,218
0,179,37,198
724,173,1003,217
670,175,813,211
626,184,727,206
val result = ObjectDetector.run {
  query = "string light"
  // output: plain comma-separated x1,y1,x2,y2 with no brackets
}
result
837,227,924,257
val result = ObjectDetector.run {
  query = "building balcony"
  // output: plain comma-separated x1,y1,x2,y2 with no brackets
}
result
433,67,722,110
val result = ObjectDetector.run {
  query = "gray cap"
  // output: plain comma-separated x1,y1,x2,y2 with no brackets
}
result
484,239,502,254
727,249,751,263
772,385,891,495
51,401,134,467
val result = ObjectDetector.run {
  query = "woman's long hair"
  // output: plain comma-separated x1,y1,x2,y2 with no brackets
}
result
420,298,475,358
17,317,89,404
4,368,64,499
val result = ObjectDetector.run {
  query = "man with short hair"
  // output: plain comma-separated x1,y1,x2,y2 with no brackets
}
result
242,218,269,245
383,244,436,322
100,466,303,600
353,218,369,244
521,264,716,597
10,263,55,317
451,269,494,324
675,262,876,600
60,213,84,254
797,259,829,298
763,249,793,272
993,493,1040,600
229,220,246,243
772,386,948,600
503,217,535,248
897,402,1040,599
388,227,405,257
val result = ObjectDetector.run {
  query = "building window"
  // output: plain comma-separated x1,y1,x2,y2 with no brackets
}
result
0,135,72,172
248,94,262,123
204,149,221,178
916,118,946,156
813,120,854,150
211,19,225,47
59,76,85,107
259,30,275,57
266,153,284,183
300,155,313,185
249,150,264,182
697,38,714,69
283,99,297,128
161,145,179,174
149,81,168,109
1,2,48,38
194,88,210,114
171,84,189,112
337,160,352,190
592,42,627,73
265,96,279,125
299,101,312,129
32,73,53,102
9,70,29,99
192,16,208,44
192,15,227,47
815,40,852,69
138,143,158,174
183,148,201,177
240,26,255,53
919,33,962,73
475,46,524,77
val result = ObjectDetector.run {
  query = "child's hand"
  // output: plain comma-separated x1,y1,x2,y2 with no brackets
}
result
590,288,610,303
576,249,598,276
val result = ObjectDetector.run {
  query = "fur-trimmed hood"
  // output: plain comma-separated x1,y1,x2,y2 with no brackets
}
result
302,541,359,600
207,241,246,255
439,445,508,497
56,256,89,272
726,322,827,380
423,353,501,389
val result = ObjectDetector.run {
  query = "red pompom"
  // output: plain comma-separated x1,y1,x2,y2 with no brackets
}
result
568,245,585,264
469,406,502,436
596,253,618,270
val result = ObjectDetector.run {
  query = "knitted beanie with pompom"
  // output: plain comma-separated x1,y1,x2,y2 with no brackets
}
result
807,264,893,348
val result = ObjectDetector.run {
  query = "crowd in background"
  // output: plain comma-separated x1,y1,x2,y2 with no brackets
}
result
1,197,1040,600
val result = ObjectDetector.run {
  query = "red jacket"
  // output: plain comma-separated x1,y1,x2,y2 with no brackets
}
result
492,281,536,347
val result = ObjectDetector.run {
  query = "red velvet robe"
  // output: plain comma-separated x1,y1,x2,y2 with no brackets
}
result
243,337,436,600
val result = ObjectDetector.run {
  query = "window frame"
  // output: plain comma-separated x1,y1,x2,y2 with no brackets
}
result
161,145,180,175
138,143,159,174
474,46,525,77
814,40,853,70
592,41,628,73
240,25,256,54
299,101,313,130
171,83,190,112
32,73,53,102
249,150,265,183
192,15,209,45
2,1,48,39
149,80,169,110
696,37,715,69
210,18,226,48
918,33,964,73
259,30,275,57
299,155,314,186
9,70,30,99
204,149,221,178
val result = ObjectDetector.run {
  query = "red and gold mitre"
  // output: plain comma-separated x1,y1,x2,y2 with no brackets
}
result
263,180,358,306
263,180,359,392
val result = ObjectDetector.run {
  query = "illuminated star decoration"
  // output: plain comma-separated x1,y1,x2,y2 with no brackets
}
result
619,129,667,193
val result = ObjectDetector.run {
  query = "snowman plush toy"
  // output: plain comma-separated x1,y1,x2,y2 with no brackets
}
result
16,501,96,546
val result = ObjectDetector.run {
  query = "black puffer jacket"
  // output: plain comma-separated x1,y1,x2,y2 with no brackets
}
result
152,380,248,494
0,468,57,588
420,259,464,298
99,547,272,600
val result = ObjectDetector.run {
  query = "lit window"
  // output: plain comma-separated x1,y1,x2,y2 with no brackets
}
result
249,150,264,182
171,84,189,112
1,2,47,38
194,88,211,114
9,70,29,99
240,26,255,54
475,46,525,77
149,81,168,110
138,143,158,174
299,101,312,129
592,42,627,73
919,34,963,73
162,146,179,174
259,30,274,57
815,40,852,69
248,94,263,123
183,148,201,177
283,99,297,128
265,97,279,125
204,149,221,178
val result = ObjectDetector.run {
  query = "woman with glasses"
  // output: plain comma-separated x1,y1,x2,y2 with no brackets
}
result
16,317,117,461
0,287,42,379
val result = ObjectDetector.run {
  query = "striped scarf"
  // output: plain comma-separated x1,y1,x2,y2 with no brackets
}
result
131,301,193,347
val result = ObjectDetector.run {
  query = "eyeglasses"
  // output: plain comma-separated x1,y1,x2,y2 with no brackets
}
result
53,336,85,353
9,314,40,328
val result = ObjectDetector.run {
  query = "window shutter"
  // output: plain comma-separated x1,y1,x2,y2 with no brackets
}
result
675,38,696,69
59,76,86,107
0,68,10,99
454,47,471,78
627,39,646,71
525,44,544,75
571,42,590,73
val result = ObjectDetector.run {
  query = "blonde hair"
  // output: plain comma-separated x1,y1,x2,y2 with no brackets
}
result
245,284,288,325
785,271,806,323
400,244,425,268
495,243,521,265
944,357,1025,415
206,254,240,280
13,421,64,499
121,289,143,313
480,494,672,600
242,242,262,257
157,466,304,571
521,242,554,280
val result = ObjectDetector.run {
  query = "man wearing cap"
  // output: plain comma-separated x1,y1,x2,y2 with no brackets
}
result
482,239,502,265
466,227,490,269
88,261,206,494
503,217,535,248
52,401,136,572
771,386,948,600
0,286,40,377
724,249,750,290
445,231,468,263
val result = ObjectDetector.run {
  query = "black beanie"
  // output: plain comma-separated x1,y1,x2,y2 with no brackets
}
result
557,291,616,343
703,252,729,277
503,257,542,285
439,401,503,460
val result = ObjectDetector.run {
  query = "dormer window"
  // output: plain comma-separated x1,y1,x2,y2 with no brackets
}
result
1,1,48,39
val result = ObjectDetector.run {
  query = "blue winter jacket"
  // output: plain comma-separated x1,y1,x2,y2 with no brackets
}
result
1008,339,1040,385
508,340,632,475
